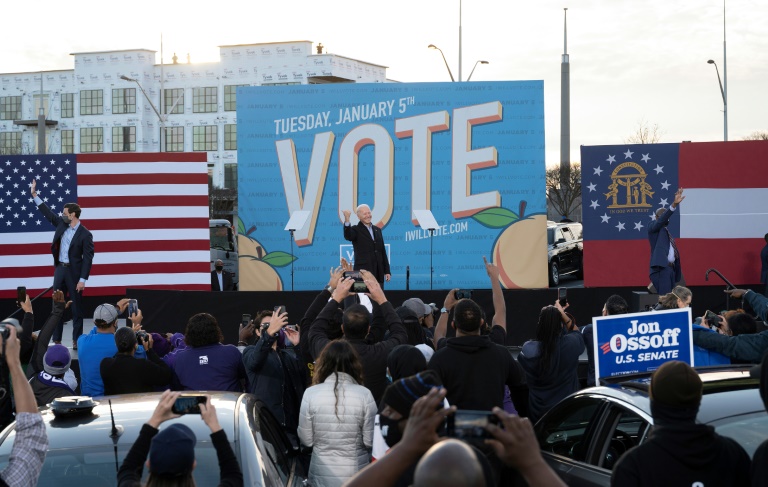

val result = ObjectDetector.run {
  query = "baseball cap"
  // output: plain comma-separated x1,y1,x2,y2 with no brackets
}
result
396,305,420,324
93,303,119,325
43,345,71,376
403,297,432,317
149,423,196,476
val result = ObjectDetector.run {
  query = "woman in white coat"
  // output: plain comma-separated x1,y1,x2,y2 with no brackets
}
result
298,340,376,487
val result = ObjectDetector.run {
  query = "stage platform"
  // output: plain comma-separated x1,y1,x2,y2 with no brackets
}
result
2,284,760,347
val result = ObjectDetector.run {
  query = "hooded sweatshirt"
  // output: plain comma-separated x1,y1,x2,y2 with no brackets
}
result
428,334,525,410
518,330,584,423
612,414,751,486
750,353,768,486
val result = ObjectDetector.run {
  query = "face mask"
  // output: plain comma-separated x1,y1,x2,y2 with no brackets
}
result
62,215,71,225
215,265,223,271
379,415,404,448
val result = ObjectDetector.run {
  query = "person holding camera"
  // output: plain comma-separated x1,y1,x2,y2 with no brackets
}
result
343,205,391,285
0,324,49,487
242,308,305,443
78,299,141,397
308,270,407,403
101,327,172,395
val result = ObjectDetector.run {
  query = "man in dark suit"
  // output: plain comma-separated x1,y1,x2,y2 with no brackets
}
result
343,204,391,284
30,179,94,346
211,259,234,291
648,188,685,296
761,233,768,296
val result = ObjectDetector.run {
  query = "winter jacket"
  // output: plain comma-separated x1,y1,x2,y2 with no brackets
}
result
518,330,584,423
298,372,376,487
692,328,768,364
428,334,525,411
690,324,731,366
612,423,750,486
242,333,306,431
308,299,407,403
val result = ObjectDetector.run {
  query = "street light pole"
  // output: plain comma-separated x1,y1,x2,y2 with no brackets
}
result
120,75,165,151
706,60,727,141
458,0,462,82
428,44,455,82
466,60,489,81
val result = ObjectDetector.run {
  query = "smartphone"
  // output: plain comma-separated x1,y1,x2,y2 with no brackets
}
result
705,310,721,328
285,324,298,332
446,410,499,439
172,395,207,415
274,305,287,316
127,299,138,317
342,271,369,293
241,314,251,328
558,288,567,306
454,289,473,300
16,286,26,306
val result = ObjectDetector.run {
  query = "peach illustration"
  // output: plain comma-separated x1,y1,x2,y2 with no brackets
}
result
491,204,548,289
237,234,284,291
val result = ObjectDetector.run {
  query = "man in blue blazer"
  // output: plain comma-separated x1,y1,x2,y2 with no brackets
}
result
30,179,94,346
342,204,391,285
648,188,685,296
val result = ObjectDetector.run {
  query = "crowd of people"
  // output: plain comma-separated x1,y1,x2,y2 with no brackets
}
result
2,252,768,486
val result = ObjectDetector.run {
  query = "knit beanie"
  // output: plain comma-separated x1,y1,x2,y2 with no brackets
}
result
382,370,442,417
149,423,196,476
649,361,702,425
43,345,71,376
387,345,427,382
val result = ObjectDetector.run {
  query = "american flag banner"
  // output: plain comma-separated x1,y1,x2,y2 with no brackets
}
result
580,140,768,288
0,153,211,298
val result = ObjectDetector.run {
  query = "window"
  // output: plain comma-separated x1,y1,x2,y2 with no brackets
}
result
80,127,103,152
224,124,237,151
165,126,184,152
535,397,603,463
561,227,574,242
193,87,217,113
61,93,74,118
61,130,74,153
112,126,136,152
164,88,184,114
0,96,21,120
0,132,21,154
224,163,237,189
224,85,246,111
80,90,103,115
598,408,650,470
193,125,217,151
112,88,136,114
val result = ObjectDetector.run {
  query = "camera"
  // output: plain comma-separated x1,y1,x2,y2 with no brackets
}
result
454,289,473,300
0,319,21,340
705,310,722,328
446,410,499,439
343,271,369,294
136,330,149,344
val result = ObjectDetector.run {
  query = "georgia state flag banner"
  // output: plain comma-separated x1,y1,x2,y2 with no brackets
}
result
580,140,768,288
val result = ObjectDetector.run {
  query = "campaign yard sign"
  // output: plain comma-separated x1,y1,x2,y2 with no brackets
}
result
236,81,547,291
593,308,693,381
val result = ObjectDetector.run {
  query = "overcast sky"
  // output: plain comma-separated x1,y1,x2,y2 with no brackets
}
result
2,0,765,166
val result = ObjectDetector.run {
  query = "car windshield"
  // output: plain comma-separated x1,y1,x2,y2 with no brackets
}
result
708,411,768,458
210,226,234,251
0,441,226,487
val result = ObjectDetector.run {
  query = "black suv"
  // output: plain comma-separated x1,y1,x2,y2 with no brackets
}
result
547,220,583,286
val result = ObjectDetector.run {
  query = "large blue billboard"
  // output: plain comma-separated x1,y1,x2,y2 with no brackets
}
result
236,81,546,290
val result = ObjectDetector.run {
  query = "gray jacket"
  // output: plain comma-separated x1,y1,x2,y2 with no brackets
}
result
297,372,376,487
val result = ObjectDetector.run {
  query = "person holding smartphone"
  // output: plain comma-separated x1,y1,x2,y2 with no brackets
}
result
117,390,243,486
242,307,305,444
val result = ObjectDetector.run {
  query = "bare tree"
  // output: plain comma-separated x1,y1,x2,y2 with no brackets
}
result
743,131,768,141
546,163,581,220
624,119,663,144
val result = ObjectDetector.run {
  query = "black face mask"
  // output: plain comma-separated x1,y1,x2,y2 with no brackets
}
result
215,265,223,271
62,215,71,225
379,415,404,448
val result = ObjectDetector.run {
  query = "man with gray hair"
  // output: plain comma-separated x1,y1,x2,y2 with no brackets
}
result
343,204,391,284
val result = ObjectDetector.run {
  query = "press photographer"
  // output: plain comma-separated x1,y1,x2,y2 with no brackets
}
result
100,326,172,395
